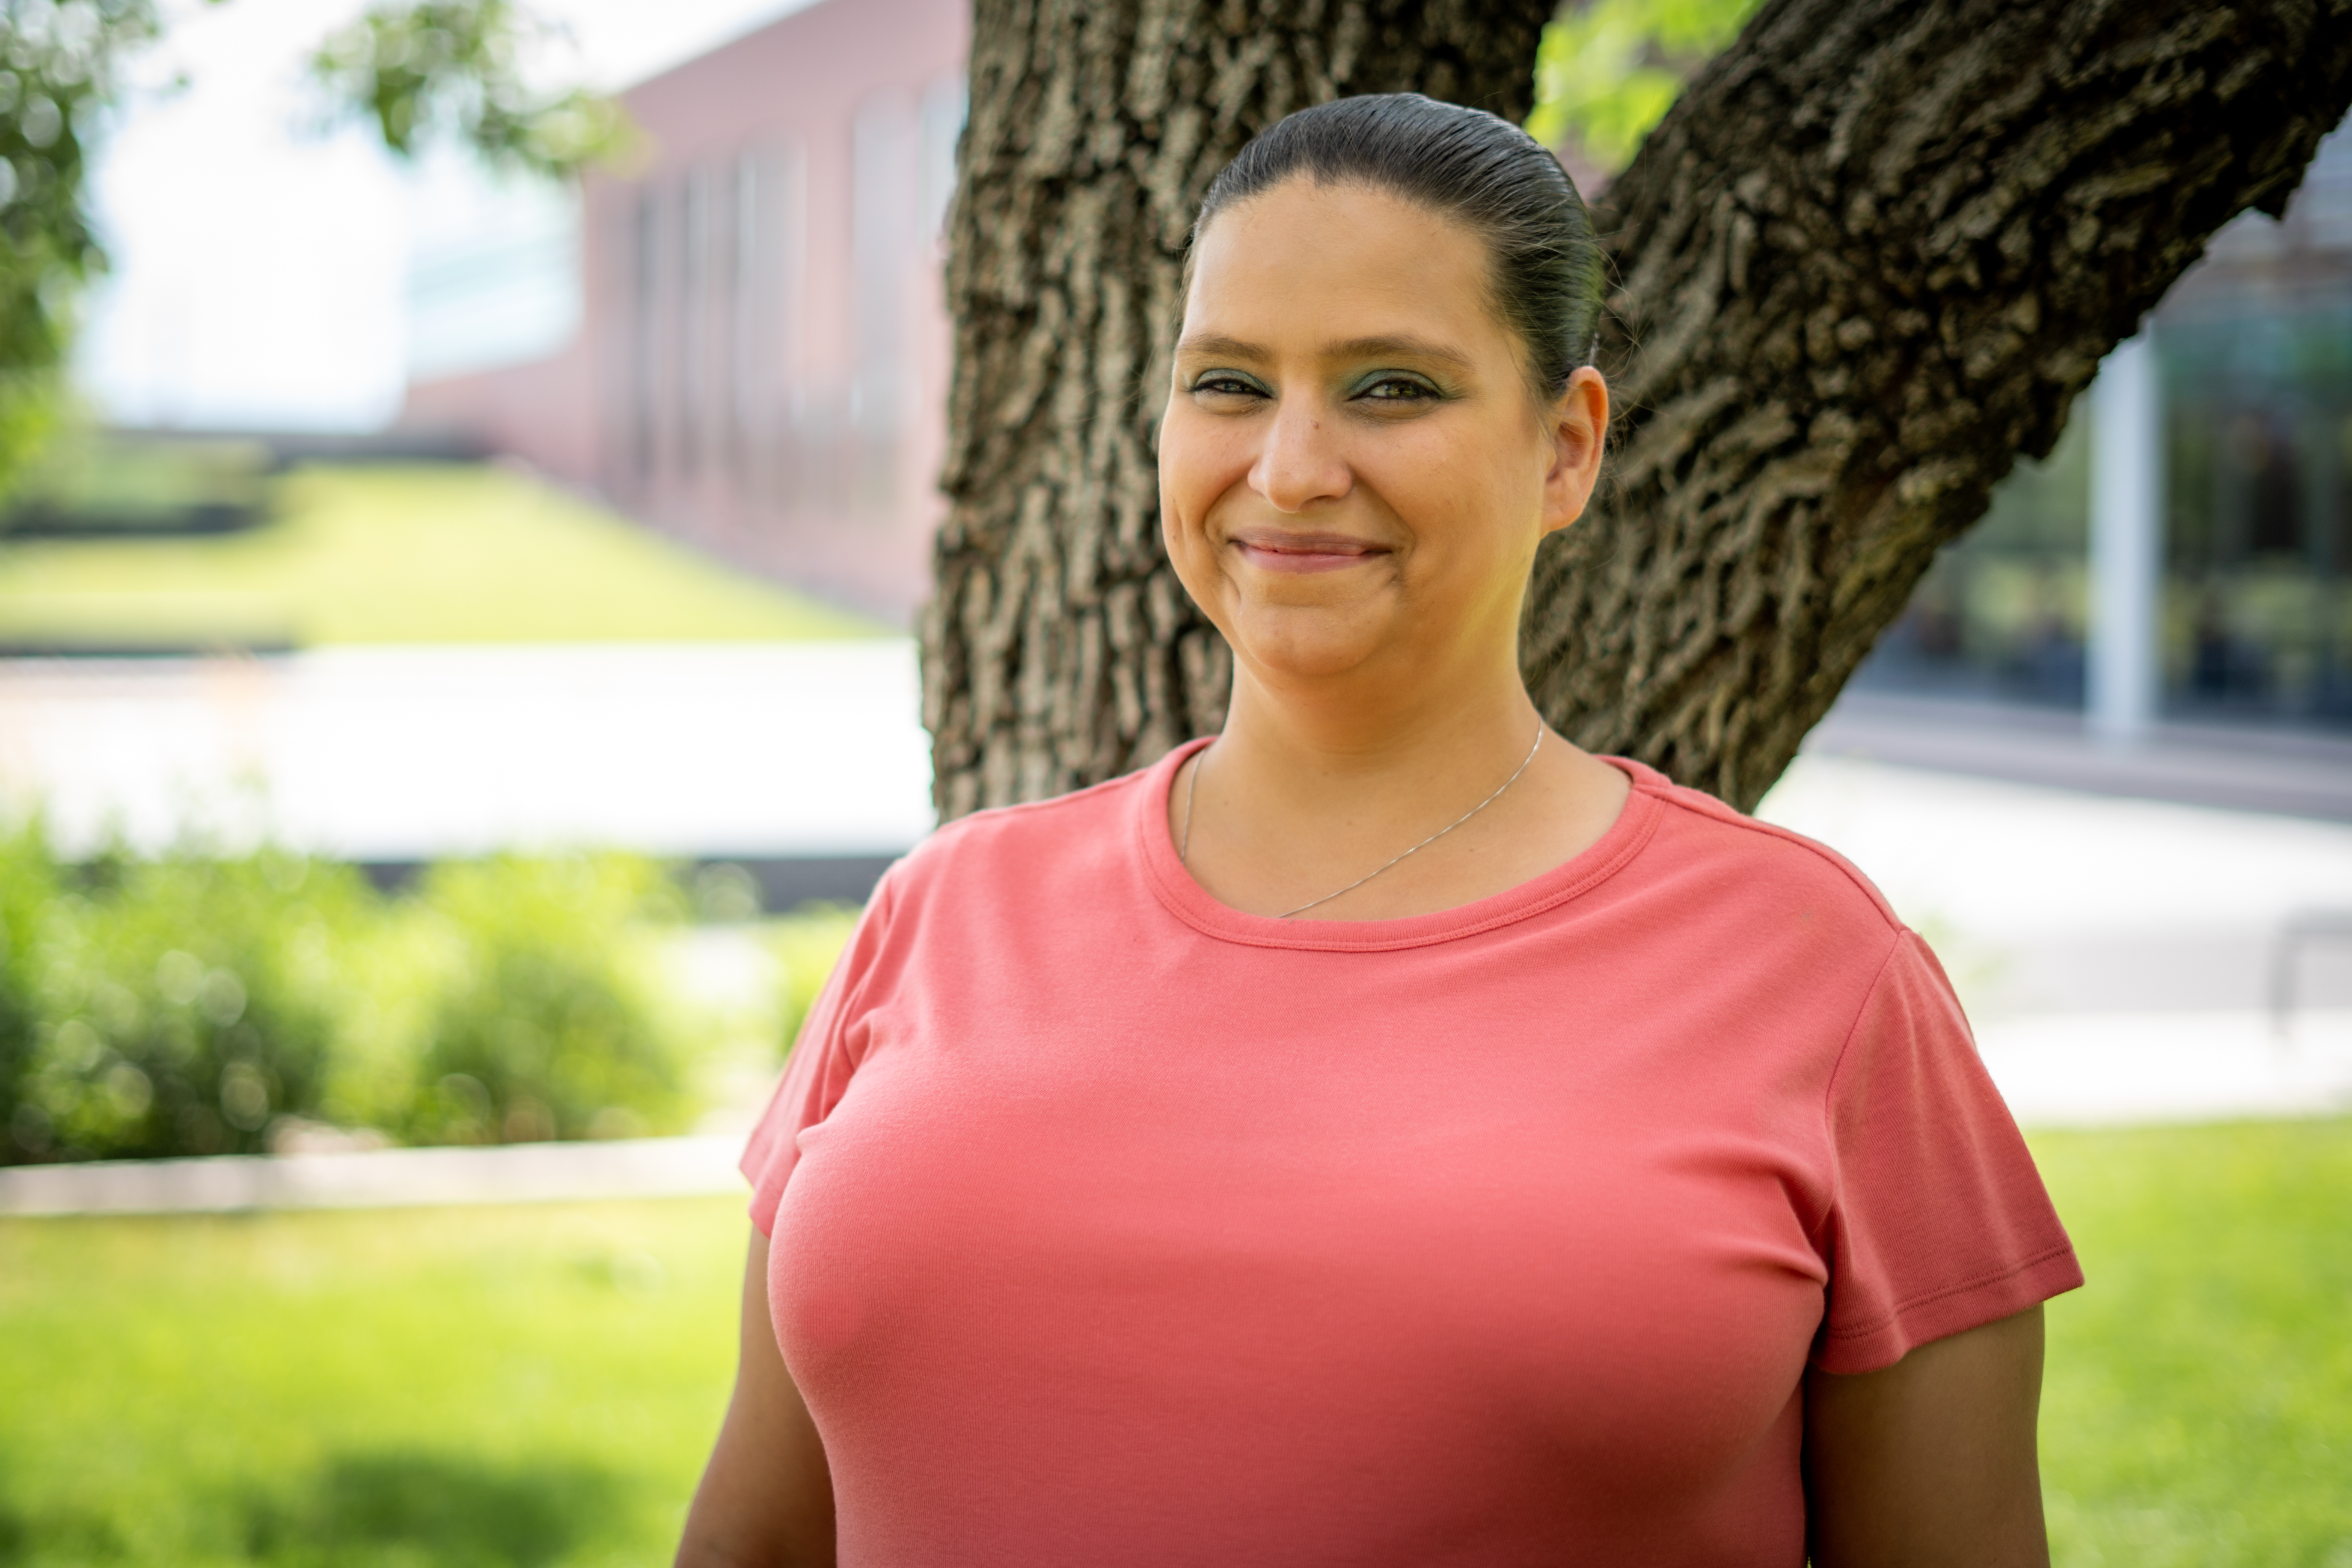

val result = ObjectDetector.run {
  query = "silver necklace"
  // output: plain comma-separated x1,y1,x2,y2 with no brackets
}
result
1180,719,1545,919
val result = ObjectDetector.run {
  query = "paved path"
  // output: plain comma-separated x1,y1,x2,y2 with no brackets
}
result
1757,753,2352,1013
1758,753,2352,1129
1975,1010,2352,1127
1808,691,2352,823
0,1135,747,1217
0,642,934,859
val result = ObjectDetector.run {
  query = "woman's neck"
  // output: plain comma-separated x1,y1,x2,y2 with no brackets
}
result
1219,659,1534,796
1173,657,1631,921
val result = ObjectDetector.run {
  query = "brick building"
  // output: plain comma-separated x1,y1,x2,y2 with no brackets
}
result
402,0,968,624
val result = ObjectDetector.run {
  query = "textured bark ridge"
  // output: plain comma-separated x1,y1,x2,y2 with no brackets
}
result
929,0,2352,820
926,0,1553,817
1525,0,2352,810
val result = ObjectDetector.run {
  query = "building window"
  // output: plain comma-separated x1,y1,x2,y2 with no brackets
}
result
851,93,918,467
921,74,966,246
679,165,711,481
631,185,661,487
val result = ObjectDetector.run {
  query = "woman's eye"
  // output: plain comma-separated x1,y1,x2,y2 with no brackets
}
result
1191,374,1263,398
1357,376,1437,402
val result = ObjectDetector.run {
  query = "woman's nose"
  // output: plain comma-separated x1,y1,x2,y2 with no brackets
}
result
1248,399,1352,513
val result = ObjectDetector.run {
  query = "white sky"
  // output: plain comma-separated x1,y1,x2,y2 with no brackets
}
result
74,0,820,431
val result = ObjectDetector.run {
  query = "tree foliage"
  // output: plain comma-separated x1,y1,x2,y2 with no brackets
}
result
0,0,155,486
309,0,629,179
0,0,620,503
1526,0,1761,172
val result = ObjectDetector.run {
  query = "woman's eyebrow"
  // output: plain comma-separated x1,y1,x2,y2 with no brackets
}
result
1174,333,1265,360
1326,335,1474,371
1175,333,1475,370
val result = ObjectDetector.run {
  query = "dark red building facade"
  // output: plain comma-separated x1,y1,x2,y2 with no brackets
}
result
404,0,969,624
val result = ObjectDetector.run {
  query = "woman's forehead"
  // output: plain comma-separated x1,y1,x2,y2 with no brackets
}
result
1183,179,1502,353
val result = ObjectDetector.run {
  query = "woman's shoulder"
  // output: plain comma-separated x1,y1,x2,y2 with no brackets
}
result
1611,759,1904,940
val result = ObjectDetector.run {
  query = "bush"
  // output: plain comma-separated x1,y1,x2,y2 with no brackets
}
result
1,831,717,1163
387,853,692,1146
766,902,863,1054
6,844,368,1161
0,818,62,1157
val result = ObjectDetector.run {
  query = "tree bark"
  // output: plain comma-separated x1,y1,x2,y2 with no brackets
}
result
927,0,2352,819
1526,0,2352,809
926,0,1553,817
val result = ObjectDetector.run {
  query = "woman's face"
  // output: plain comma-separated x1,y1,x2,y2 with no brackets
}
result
1161,177,1607,689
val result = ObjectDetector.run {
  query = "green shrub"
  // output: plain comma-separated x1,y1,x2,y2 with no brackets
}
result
7,847,369,1161
767,902,862,1054
1,831,841,1161
0,818,62,1158
389,853,693,1146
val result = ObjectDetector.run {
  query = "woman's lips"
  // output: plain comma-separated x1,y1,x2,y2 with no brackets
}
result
1231,532,1388,574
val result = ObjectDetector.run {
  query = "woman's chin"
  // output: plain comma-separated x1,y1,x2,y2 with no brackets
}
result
1226,607,1393,683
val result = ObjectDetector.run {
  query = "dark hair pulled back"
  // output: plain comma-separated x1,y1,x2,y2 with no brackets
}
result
1192,93,1605,403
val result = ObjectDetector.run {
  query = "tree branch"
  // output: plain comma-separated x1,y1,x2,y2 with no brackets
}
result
1524,0,2352,808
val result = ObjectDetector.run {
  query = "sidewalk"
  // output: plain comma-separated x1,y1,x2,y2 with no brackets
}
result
1807,690,2352,822
0,1134,747,1218
1974,1010,2352,1127
0,641,935,860
1758,743,2352,1133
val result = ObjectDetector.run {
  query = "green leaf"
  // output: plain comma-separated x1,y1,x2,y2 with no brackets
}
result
1526,0,1764,175
307,0,634,181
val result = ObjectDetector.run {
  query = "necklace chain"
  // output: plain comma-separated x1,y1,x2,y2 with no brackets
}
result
1180,719,1546,919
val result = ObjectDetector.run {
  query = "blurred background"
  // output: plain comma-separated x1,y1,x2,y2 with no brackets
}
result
0,0,2348,1561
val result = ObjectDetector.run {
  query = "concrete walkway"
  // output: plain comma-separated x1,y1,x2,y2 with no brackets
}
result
0,641,935,859
1975,1010,2352,1127
1808,690,2352,823
1755,753,2352,1015
1757,751,2352,1130
0,1134,746,1217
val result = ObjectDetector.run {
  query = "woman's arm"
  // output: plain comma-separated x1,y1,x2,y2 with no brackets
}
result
1804,1305,2050,1568
675,1228,837,1568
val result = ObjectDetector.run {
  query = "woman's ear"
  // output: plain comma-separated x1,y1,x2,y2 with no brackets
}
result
1540,365,1610,537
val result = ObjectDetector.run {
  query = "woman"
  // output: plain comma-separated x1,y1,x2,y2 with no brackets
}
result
679,94,2079,1568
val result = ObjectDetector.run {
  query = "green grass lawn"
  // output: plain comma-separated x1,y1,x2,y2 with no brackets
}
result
2033,1117,2352,1566
0,1198,750,1566
0,1118,2346,1566
0,464,879,649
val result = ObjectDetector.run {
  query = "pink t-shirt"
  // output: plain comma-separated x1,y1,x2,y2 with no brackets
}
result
742,742,2081,1567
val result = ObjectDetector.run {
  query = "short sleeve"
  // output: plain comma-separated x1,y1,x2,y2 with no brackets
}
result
740,870,899,1236
1813,930,2083,1374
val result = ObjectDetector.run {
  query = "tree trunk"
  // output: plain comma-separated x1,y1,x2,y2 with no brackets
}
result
927,0,2352,820
926,0,1553,818
1525,0,2352,810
